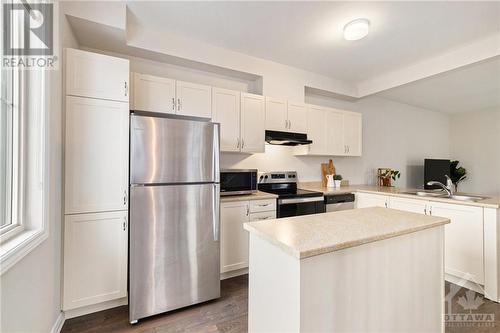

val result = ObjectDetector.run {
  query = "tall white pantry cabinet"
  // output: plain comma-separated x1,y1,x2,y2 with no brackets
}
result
63,48,129,314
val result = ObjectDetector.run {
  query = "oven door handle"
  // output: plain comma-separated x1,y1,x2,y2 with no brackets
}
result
278,197,324,205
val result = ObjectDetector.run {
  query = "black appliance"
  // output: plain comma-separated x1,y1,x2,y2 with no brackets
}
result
220,169,258,196
265,130,313,146
424,159,451,190
258,171,325,218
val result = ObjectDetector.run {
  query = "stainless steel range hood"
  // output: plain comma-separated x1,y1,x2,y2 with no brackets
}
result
265,130,313,146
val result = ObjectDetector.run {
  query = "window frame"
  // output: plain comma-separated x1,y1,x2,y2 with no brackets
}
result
0,1,50,274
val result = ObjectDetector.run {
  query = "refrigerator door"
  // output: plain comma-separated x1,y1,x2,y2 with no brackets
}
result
130,115,220,184
129,183,220,322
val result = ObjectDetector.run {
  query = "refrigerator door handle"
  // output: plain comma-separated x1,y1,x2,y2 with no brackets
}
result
213,123,220,183
213,184,220,242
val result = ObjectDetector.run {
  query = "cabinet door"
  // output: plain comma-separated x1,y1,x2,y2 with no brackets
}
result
389,197,427,215
325,109,345,155
287,102,308,133
132,73,175,113
212,88,241,152
344,112,362,156
306,105,326,155
65,48,129,102
241,93,265,153
265,97,287,132
355,193,388,208
63,211,128,310
65,96,129,214
176,80,212,118
431,202,484,284
220,201,250,273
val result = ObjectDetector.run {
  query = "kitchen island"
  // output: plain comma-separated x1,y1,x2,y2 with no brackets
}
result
244,207,450,333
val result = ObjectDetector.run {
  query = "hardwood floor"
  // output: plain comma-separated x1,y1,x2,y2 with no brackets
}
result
62,275,499,333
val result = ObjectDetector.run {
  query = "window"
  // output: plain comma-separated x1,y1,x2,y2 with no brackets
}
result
0,2,50,274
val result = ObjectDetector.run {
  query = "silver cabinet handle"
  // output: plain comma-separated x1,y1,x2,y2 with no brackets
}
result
285,119,288,129
257,216,273,220
289,120,291,129
246,205,250,216
258,203,270,207
124,81,128,97
177,98,181,111
424,207,427,215
241,138,245,149
237,138,240,149
213,184,220,241
123,216,127,231
123,190,127,205
172,98,175,111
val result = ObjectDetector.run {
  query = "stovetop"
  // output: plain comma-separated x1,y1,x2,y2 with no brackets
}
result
259,187,324,199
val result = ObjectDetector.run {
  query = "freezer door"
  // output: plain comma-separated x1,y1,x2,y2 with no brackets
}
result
129,183,220,322
130,115,220,184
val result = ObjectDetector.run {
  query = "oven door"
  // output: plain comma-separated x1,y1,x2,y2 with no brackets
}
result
220,170,257,195
278,197,325,218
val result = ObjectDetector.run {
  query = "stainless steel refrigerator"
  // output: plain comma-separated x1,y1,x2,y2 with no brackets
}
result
129,114,220,324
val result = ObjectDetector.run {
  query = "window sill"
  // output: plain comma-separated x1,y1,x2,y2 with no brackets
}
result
0,227,49,275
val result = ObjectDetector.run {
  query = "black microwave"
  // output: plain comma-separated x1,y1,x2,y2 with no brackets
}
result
220,169,258,196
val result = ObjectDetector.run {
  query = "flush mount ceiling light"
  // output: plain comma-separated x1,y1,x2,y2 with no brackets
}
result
343,18,370,41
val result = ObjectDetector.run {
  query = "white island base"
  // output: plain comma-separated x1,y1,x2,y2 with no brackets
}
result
246,208,448,333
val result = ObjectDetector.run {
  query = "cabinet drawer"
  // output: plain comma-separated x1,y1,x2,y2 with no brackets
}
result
249,199,276,213
249,211,276,222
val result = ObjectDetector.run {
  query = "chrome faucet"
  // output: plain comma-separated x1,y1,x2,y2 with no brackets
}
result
427,175,454,196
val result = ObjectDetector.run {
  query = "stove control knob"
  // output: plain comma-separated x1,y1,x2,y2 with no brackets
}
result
264,175,269,180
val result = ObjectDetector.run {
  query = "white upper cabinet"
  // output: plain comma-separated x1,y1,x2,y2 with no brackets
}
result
287,102,308,133
344,112,362,156
212,88,241,152
241,93,265,153
65,96,129,214
65,48,129,102
63,211,128,310
295,105,362,157
305,105,326,155
325,109,345,156
132,73,175,113
265,97,288,132
176,80,212,118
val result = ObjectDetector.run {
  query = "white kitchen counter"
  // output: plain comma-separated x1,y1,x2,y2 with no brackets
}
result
220,191,278,203
245,207,449,332
299,182,500,209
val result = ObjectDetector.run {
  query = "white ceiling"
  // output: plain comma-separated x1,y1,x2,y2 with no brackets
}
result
377,57,500,113
126,1,500,84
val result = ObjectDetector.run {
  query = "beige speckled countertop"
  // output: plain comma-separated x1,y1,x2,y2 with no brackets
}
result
220,191,278,203
244,207,449,259
298,182,500,209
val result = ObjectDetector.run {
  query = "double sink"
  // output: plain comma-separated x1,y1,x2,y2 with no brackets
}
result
401,190,489,202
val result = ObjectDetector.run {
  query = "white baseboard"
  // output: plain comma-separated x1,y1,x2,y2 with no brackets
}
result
64,297,128,320
220,267,248,280
50,312,65,333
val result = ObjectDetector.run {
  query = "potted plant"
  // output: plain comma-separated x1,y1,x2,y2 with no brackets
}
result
333,174,342,188
379,170,401,187
450,160,467,192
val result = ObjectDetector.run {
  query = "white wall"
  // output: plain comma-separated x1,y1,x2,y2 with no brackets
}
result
222,96,451,187
450,109,500,195
0,7,76,333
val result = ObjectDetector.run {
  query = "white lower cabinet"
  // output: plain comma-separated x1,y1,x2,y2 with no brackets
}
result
431,202,484,284
389,196,427,214
355,192,388,208
63,211,128,311
220,199,276,275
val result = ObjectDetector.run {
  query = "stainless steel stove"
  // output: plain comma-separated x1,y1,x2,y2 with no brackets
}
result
258,171,325,218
